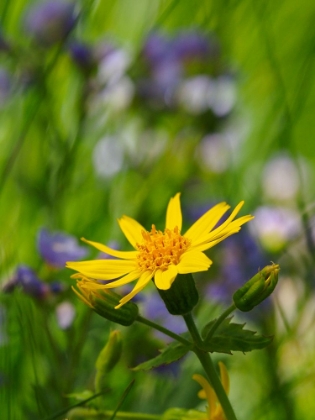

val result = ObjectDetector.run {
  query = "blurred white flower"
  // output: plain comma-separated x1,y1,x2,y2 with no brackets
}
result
177,75,213,114
98,49,131,84
56,301,75,329
262,154,300,201
209,75,236,116
93,136,124,178
99,76,134,111
250,206,301,252
177,75,236,116
197,133,230,173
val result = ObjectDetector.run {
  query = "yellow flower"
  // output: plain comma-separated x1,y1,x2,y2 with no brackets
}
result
66,193,253,308
193,362,229,420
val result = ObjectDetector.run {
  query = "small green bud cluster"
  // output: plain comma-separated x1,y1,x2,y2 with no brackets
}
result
73,281,139,326
233,264,279,312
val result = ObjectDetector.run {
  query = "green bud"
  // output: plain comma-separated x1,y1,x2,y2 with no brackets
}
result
72,280,139,326
95,330,122,393
157,273,199,315
233,264,279,312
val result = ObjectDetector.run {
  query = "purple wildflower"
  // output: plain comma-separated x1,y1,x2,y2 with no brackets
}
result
0,68,12,105
68,41,95,73
3,265,65,299
172,30,216,62
142,292,186,340
37,228,88,269
3,265,49,298
142,32,173,67
23,0,77,46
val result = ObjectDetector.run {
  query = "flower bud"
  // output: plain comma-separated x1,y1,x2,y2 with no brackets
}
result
157,273,199,315
72,276,139,326
95,330,122,392
233,264,279,312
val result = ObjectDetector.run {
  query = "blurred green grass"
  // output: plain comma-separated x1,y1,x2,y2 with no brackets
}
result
1,0,315,419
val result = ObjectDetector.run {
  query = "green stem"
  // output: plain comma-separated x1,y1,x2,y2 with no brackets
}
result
183,313,238,420
205,303,236,340
69,408,161,419
136,315,192,347
101,411,160,419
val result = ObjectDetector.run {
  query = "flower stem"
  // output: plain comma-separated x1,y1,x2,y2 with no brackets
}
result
69,408,161,419
136,315,192,347
205,303,236,340
183,313,238,420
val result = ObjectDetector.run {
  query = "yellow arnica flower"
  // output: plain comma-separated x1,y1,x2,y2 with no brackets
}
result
193,362,229,420
66,193,253,308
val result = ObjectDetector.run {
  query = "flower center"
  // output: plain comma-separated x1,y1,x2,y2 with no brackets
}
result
136,225,191,272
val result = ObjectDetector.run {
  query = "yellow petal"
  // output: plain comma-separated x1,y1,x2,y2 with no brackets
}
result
193,216,254,251
184,202,230,242
98,270,142,288
72,285,93,308
207,214,254,243
166,193,182,231
154,265,178,290
115,271,153,308
192,374,217,415
203,201,244,239
190,228,241,252
118,215,146,248
218,362,229,394
81,238,138,259
66,259,136,280
189,209,254,251
177,251,212,273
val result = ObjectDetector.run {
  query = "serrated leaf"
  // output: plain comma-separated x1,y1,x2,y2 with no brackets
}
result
132,341,191,371
202,317,273,354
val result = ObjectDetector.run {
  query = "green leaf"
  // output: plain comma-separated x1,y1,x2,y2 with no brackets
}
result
132,341,191,371
202,317,273,354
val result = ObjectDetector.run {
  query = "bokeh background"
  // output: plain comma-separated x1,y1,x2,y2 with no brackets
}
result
1,0,315,419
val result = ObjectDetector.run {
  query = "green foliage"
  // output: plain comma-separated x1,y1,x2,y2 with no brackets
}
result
202,317,273,354
95,330,123,392
1,0,315,419
132,341,191,371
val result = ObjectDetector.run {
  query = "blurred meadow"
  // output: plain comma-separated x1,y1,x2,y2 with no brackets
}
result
1,0,315,419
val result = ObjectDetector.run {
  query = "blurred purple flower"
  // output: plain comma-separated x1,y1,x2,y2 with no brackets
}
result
3,265,49,298
142,32,173,67
3,265,65,299
23,0,77,46
136,30,223,112
0,68,12,105
172,30,217,62
138,32,181,107
142,292,186,340
68,41,95,73
37,228,88,268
